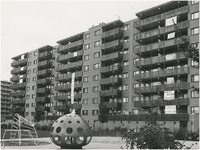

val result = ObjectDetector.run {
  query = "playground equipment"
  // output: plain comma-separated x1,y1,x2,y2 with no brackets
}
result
50,72,92,149
1,113,38,146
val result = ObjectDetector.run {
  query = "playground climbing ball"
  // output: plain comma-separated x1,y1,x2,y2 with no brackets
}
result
50,113,92,149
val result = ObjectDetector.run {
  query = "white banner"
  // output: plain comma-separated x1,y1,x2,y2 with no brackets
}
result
166,53,176,61
165,105,176,114
164,90,174,100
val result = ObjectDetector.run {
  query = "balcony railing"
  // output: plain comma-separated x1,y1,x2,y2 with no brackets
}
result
11,67,27,75
10,82,26,90
135,82,190,94
57,50,83,62
10,91,26,97
54,93,82,100
37,60,52,68
100,77,122,85
11,58,28,67
99,89,122,97
38,51,52,60
135,98,189,107
100,64,122,74
101,28,123,40
36,88,51,94
56,61,83,72
55,82,82,91
10,99,26,105
37,69,51,77
10,107,25,113
100,102,122,110
101,39,123,51
54,104,82,111
10,76,19,82
36,97,50,103
55,71,83,82
101,52,123,62
36,78,51,85
107,113,189,121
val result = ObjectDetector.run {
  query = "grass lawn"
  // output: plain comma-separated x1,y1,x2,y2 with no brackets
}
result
1,129,50,139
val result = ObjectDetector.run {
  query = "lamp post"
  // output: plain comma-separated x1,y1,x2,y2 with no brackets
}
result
44,111,47,124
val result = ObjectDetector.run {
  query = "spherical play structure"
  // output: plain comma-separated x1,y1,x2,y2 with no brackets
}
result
50,112,92,149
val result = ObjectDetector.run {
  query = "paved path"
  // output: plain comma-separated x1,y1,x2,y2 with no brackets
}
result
1,137,199,149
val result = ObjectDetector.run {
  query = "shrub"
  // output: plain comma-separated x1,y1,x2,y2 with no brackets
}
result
188,130,199,141
174,127,188,140
34,124,42,130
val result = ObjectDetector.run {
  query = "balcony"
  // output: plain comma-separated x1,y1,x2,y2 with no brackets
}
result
54,104,82,111
36,78,51,85
107,113,189,121
101,52,123,62
38,45,53,53
10,107,25,113
135,98,189,107
11,67,27,75
57,39,84,54
10,76,19,82
56,61,83,73
11,58,28,67
100,64,122,74
37,69,51,77
36,88,51,94
38,51,52,60
55,71,83,82
55,82,82,91
102,19,124,31
99,89,122,97
10,82,26,90
101,27,123,41
37,60,52,69
101,39,123,52
57,50,83,63
100,77,122,85
135,67,190,80
10,99,26,105
36,96,50,103
10,91,26,98
135,82,190,94
135,53,187,68
100,102,122,110
54,93,82,101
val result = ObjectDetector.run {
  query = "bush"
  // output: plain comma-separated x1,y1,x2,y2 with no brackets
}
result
34,124,42,130
174,127,188,140
188,130,199,141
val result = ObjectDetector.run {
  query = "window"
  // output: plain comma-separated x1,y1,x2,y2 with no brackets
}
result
26,86,30,91
92,98,99,104
84,65,89,71
27,78,30,83
83,76,89,82
25,112,29,116
93,75,99,81
133,58,139,65
133,71,140,77
33,60,37,64
133,84,139,89
192,12,199,20
123,48,129,54
82,110,88,115
32,77,36,82
124,24,129,30
191,107,199,114
84,55,89,61
85,33,90,39
92,110,99,115
28,61,31,66
191,91,199,98
94,52,100,58
31,103,35,107
33,68,37,73
191,60,199,66
93,63,100,70
192,1,199,4
133,96,139,102
122,85,128,91
191,75,199,82
27,70,31,74
28,53,32,58
32,94,36,99
84,44,90,50
82,99,88,104
123,72,128,78
93,86,99,92
26,95,30,99
191,27,199,35
26,103,29,107
94,41,101,47
123,60,129,66
124,36,129,42
34,51,38,56
83,87,89,93
94,29,101,36
32,85,36,90
123,97,129,103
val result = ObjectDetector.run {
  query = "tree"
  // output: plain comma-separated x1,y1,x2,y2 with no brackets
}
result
34,108,44,122
98,98,109,129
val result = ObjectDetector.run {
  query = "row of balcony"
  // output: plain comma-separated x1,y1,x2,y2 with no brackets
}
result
101,39,123,51
100,64,122,74
100,77,122,86
134,36,188,55
135,67,189,80
101,102,122,110
1,92,10,96
134,98,189,107
11,58,28,67
36,78,51,85
135,53,187,68
38,51,52,60
10,75,27,82
10,82,26,90
55,82,82,91
36,97,50,103
107,113,189,121
56,61,83,72
101,28,123,41
54,103,82,111
54,93,82,100
99,89,122,97
101,52,123,62
135,5,189,28
57,39,84,54
37,60,52,68
10,99,26,105
135,20,189,42
11,67,27,75
37,69,51,77
57,50,83,63
55,71,83,82
36,88,51,94
10,91,26,97
9,107,25,113
135,82,190,94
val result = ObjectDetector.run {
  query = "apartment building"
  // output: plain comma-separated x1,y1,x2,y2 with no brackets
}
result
1,80,12,122
9,1,199,131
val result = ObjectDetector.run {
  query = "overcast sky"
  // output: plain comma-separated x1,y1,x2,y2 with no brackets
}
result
1,0,168,81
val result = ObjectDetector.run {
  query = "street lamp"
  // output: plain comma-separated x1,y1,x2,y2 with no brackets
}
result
44,111,47,124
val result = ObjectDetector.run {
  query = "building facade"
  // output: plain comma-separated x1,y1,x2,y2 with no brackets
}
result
1,80,12,122
9,1,199,131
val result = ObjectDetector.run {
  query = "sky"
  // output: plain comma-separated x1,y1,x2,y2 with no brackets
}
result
1,0,168,81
